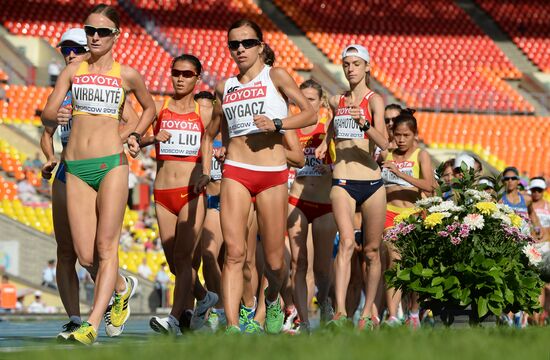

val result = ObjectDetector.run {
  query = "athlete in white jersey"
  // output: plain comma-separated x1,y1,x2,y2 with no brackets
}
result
196,19,315,335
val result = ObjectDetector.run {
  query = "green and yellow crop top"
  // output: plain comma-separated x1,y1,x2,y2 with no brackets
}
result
71,61,125,120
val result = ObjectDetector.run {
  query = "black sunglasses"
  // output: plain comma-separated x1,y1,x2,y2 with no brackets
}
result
385,116,397,124
503,176,519,182
531,188,544,193
171,69,198,78
228,39,261,51
84,25,119,38
60,46,87,56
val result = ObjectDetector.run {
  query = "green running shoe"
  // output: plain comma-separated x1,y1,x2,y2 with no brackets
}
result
264,295,284,335
244,320,263,334
225,325,241,335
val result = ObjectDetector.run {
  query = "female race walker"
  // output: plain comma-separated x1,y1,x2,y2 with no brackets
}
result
316,44,389,330
380,110,433,328
41,27,141,339
139,55,217,334
199,19,315,334
41,4,155,344
287,79,337,332
530,177,550,241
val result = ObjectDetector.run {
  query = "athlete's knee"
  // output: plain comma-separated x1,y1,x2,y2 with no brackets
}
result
264,255,286,275
338,236,356,255
225,244,246,266
77,255,94,270
363,243,381,263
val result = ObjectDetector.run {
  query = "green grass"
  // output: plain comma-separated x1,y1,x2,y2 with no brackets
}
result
3,327,550,360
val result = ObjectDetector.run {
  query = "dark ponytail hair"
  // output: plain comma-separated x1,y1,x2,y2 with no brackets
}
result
227,19,263,41
171,54,202,75
392,108,418,134
262,43,275,66
88,4,120,29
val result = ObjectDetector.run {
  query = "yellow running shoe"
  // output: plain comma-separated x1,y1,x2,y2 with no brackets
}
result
110,276,138,327
68,322,97,345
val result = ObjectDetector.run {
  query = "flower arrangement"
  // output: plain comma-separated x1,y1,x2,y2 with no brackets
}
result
385,166,543,324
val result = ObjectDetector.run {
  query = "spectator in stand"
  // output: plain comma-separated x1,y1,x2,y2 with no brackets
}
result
128,171,138,209
28,291,47,313
155,263,171,308
32,153,44,169
138,258,152,280
0,275,17,312
47,58,62,87
42,259,57,289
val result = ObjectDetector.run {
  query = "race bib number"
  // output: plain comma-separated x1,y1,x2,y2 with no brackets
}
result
296,154,323,177
333,106,365,139
158,129,201,156
72,74,123,116
211,155,222,181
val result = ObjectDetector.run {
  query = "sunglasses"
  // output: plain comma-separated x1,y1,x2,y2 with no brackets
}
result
503,176,519,182
531,188,544,193
171,69,198,78
228,39,261,51
84,25,119,38
385,116,397,124
60,46,87,56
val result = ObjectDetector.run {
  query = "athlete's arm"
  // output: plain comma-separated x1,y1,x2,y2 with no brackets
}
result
315,96,338,160
357,93,388,150
39,126,58,180
255,67,315,132
283,129,305,168
526,197,543,231
41,63,78,127
140,101,166,147
215,81,228,162
119,99,141,142
121,66,155,153
195,83,224,193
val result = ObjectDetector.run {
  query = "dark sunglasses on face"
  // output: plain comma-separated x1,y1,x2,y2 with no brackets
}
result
503,176,519,182
60,46,88,56
531,188,543,193
228,39,261,51
385,116,397,124
84,25,119,38
171,69,198,78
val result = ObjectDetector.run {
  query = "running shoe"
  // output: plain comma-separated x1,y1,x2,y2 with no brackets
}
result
319,299,334,324
244,319,263,334
282,306,298,332
239,304,256,331
384,316,403,328
357,316,376,331
104,304,125,337
150,315,180,335
225,325,241,335
207,309,227,332
264,295,284,335
190,291,219,330
110,276,138,327
293,321,311,335
68,322,97,345
498,313,513,327
405,315,421,330
56,320,81,340
327,313,352,329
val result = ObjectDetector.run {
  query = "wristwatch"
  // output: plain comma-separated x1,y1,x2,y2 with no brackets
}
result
359,119,371,132
273,118,283,132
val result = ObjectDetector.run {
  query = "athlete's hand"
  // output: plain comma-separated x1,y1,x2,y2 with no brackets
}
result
194,174,210,194
382,161,399,175
127,137,141,158
253,115,276,132
155,130,171,143
56,106,71,126
41,159,58,180
349,106,366,127
314,164,331,175
315,142,328,160
215,146,226,162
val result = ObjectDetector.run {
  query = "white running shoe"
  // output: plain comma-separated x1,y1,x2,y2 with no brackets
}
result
190,291,219,330
150,316,181,335
282,306,298,332
104,303,125,337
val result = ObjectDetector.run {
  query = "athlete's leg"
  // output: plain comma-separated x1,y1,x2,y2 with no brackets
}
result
86,165,129,328
311,212,337,308
330,186,357,316
171,196,206,320
305,228,316,313
280,236,294,308
220,178,252,327
359,187,386,319
287,204,309,322
52,179,80,318
243,205,258,308
155,204,178,308
201,208,224,308
255,184,288,303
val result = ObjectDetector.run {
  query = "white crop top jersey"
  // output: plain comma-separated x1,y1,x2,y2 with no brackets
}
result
222,66,288,138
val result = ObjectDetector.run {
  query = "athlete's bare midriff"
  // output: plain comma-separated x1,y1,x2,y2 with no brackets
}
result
332,138,380,180
226,133,287,166
386,185,420,208
154,160,202,190
64,114,123,160
289,175,332,204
